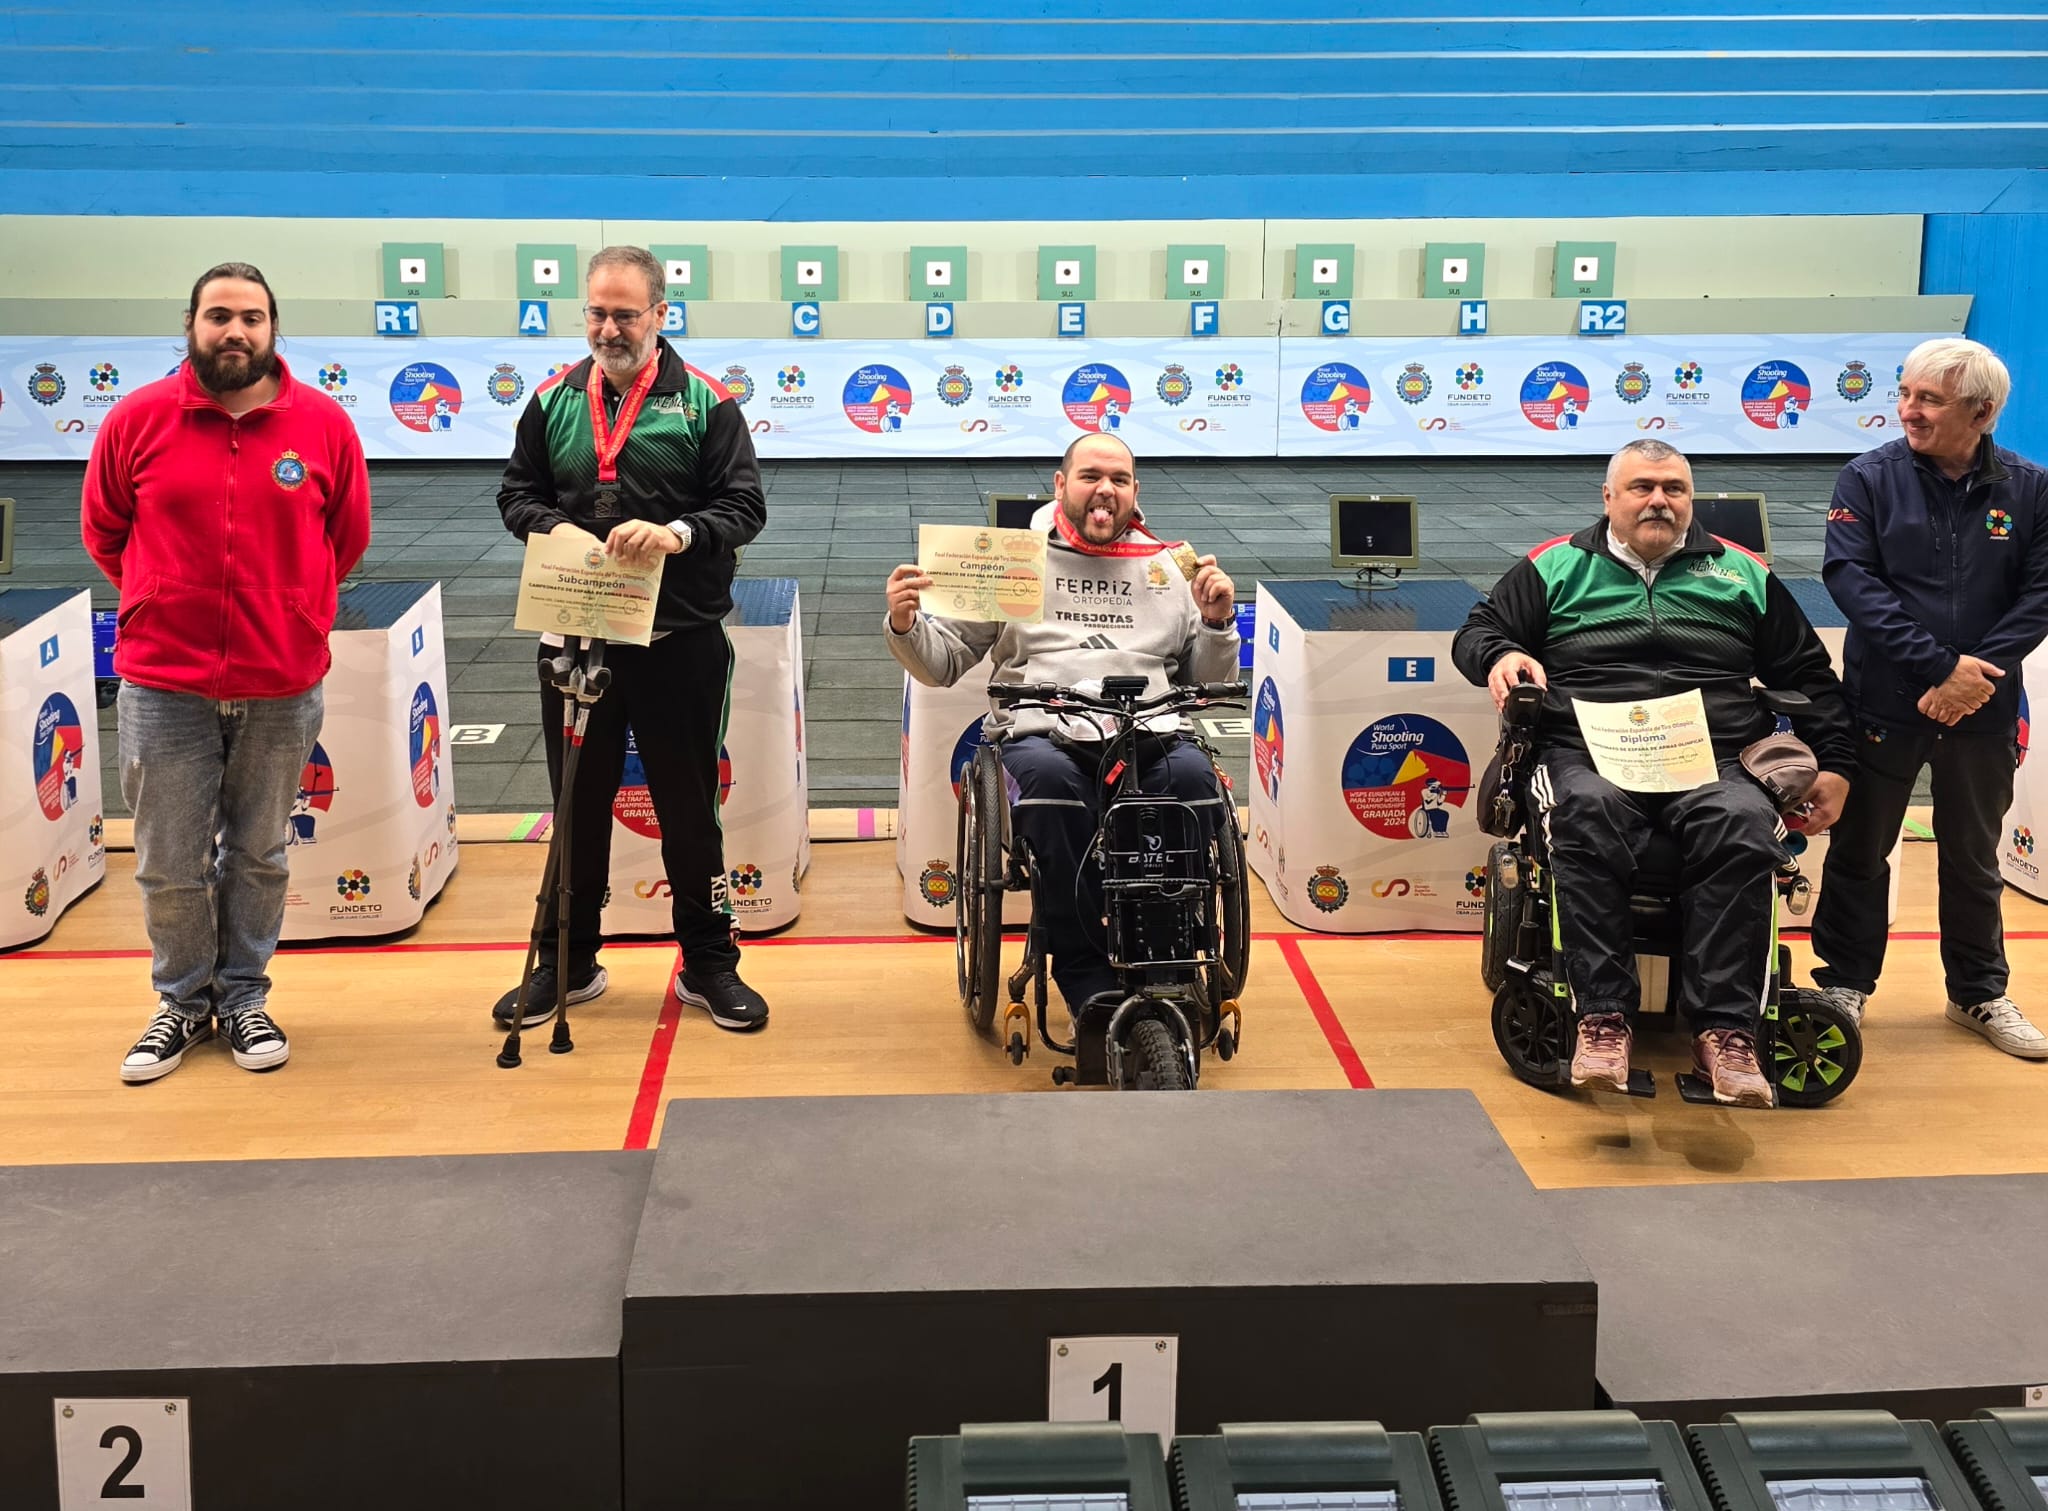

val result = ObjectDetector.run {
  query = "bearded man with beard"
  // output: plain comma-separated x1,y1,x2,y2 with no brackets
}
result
82,262,370,1083
1452,438,1855,1106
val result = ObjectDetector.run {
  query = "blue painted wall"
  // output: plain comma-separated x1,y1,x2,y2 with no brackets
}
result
1924,214,2048,460
1,0,2042,220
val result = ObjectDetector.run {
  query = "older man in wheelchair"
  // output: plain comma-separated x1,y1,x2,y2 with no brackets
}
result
883,432,1247,1087
1453,438,1861,1108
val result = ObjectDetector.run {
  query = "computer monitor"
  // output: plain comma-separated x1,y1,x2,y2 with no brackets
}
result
1948,1408,2048,1511
909,1423,1172,1510
1430,1411,1715,1511
1170,1421,1443,1511
0,496,14,575
1691,492,1771,562
1690,1412,1979,1511
987,493,1050,531
1330,496,1421,572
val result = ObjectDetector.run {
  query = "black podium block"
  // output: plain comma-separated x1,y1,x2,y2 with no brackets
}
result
0,1151,650,1509
1552,1175,2048,1422
623,1090,1597,1511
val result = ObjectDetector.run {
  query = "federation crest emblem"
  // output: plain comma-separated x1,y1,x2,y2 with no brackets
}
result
335,869,373,899
1156,365,1193,405
88,363,120,392
729,863,765,897
918,859,955,907
24,868,51,917
1673,361,1706,390
407,857,423,900
1307,865,1349,914
29,364,64,405
488,363,526,405
1396,363,1432,404
1614,362,1652,403
722,365,756,404
1836,361,1873,402
1988,509,2015,539
936,365,973,406
583,547,606,569
272,451,307,490
1628,706,1649,725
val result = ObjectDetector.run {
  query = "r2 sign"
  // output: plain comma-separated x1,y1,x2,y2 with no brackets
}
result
54,1399,191,1509
1578,300,1627,336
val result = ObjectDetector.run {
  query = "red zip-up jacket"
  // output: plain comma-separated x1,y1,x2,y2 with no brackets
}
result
81,355,371,700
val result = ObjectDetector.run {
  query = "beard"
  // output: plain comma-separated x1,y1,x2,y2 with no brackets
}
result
591,332,656,385
188,336,277,393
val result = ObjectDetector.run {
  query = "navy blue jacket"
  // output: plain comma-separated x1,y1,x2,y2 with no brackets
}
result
1823,435,2048,737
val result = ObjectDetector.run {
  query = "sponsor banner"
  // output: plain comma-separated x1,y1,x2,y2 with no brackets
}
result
0,338,1279,461
1274,334,1933,457
602,582,809,936
0,591,106,948
280,583,458,939
2003,645,2048,902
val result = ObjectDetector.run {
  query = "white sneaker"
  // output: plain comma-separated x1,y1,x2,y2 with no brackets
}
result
1818,986,1867,1025
1946,997,2048,1060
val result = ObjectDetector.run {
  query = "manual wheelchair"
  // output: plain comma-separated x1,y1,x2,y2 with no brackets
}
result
1479,679,1863,1108
954,677,1253,1091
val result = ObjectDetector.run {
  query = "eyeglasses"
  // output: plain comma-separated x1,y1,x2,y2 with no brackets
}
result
582,304,657,328
1624,479,1692,499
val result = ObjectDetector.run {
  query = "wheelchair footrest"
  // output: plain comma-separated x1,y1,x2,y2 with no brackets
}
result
1674,1071,1776,1109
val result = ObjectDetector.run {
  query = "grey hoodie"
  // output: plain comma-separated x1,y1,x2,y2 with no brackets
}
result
885,512,1241,741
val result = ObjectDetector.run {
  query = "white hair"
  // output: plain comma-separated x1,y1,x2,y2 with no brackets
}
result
1902,337,2010,424
1605,437,1687,487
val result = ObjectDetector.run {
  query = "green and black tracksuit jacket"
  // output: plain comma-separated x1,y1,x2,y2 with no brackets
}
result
1453,518,1856,776
496,338,766,628
495,338,767,970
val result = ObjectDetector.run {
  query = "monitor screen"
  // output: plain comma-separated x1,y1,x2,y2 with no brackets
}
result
0,495,14,574
968,1496,1130,1511
1330,495,1419,568
988,493,1049,531
1765,1479,1941,1511
1238,1490,1403,1509
1691,492,1770,560
1499,1479,1673,1511
2032,1476,2048,1500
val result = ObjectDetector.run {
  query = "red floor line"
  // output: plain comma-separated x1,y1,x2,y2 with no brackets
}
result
623,950,688,1151
1276,937,1374,1090
14,928,2048,967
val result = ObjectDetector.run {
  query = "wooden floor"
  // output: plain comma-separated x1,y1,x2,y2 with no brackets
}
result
3,836,2044,1189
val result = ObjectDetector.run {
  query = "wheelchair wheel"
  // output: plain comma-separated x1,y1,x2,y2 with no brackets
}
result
1480,841,1523,994
954,748,1007,1038
1492,972,1571,1090
1209,811,1252,1003
1770,989,1862,1107
1124,1017,1193,1091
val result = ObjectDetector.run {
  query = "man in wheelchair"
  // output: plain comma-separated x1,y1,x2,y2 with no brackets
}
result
1452,439,1857,1107
883,432,1241,1017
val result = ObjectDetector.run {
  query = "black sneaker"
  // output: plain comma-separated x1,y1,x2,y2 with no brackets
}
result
492,963,607,1028
120,1004,213,1085
222,1005,291,1072
676,966,769,1032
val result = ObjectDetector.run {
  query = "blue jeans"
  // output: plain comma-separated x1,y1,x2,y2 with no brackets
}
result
117,682,325,1022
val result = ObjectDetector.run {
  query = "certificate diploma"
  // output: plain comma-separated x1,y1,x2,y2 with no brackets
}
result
917,524,1047,624
1571,688,1719,793
513,533,662,647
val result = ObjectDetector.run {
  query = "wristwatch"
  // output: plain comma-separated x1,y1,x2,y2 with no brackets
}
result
665,518,695,553
1201,613,1235,630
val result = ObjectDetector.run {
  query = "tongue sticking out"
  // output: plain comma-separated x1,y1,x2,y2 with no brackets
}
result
1089,506,1114,528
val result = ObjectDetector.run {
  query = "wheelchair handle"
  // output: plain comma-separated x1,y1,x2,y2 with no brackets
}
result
1756,688,1813,715
987,680,1246,713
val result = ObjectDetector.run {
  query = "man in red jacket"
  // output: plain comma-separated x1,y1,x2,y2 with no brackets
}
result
82,262,371,1083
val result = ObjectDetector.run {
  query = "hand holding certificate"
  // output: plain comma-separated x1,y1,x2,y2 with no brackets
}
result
916,523,1047,624
514,530,662,646
1572,688,1719,793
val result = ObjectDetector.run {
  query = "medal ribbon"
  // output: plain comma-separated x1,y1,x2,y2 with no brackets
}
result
1051,506,1183,559
585,354,661,484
